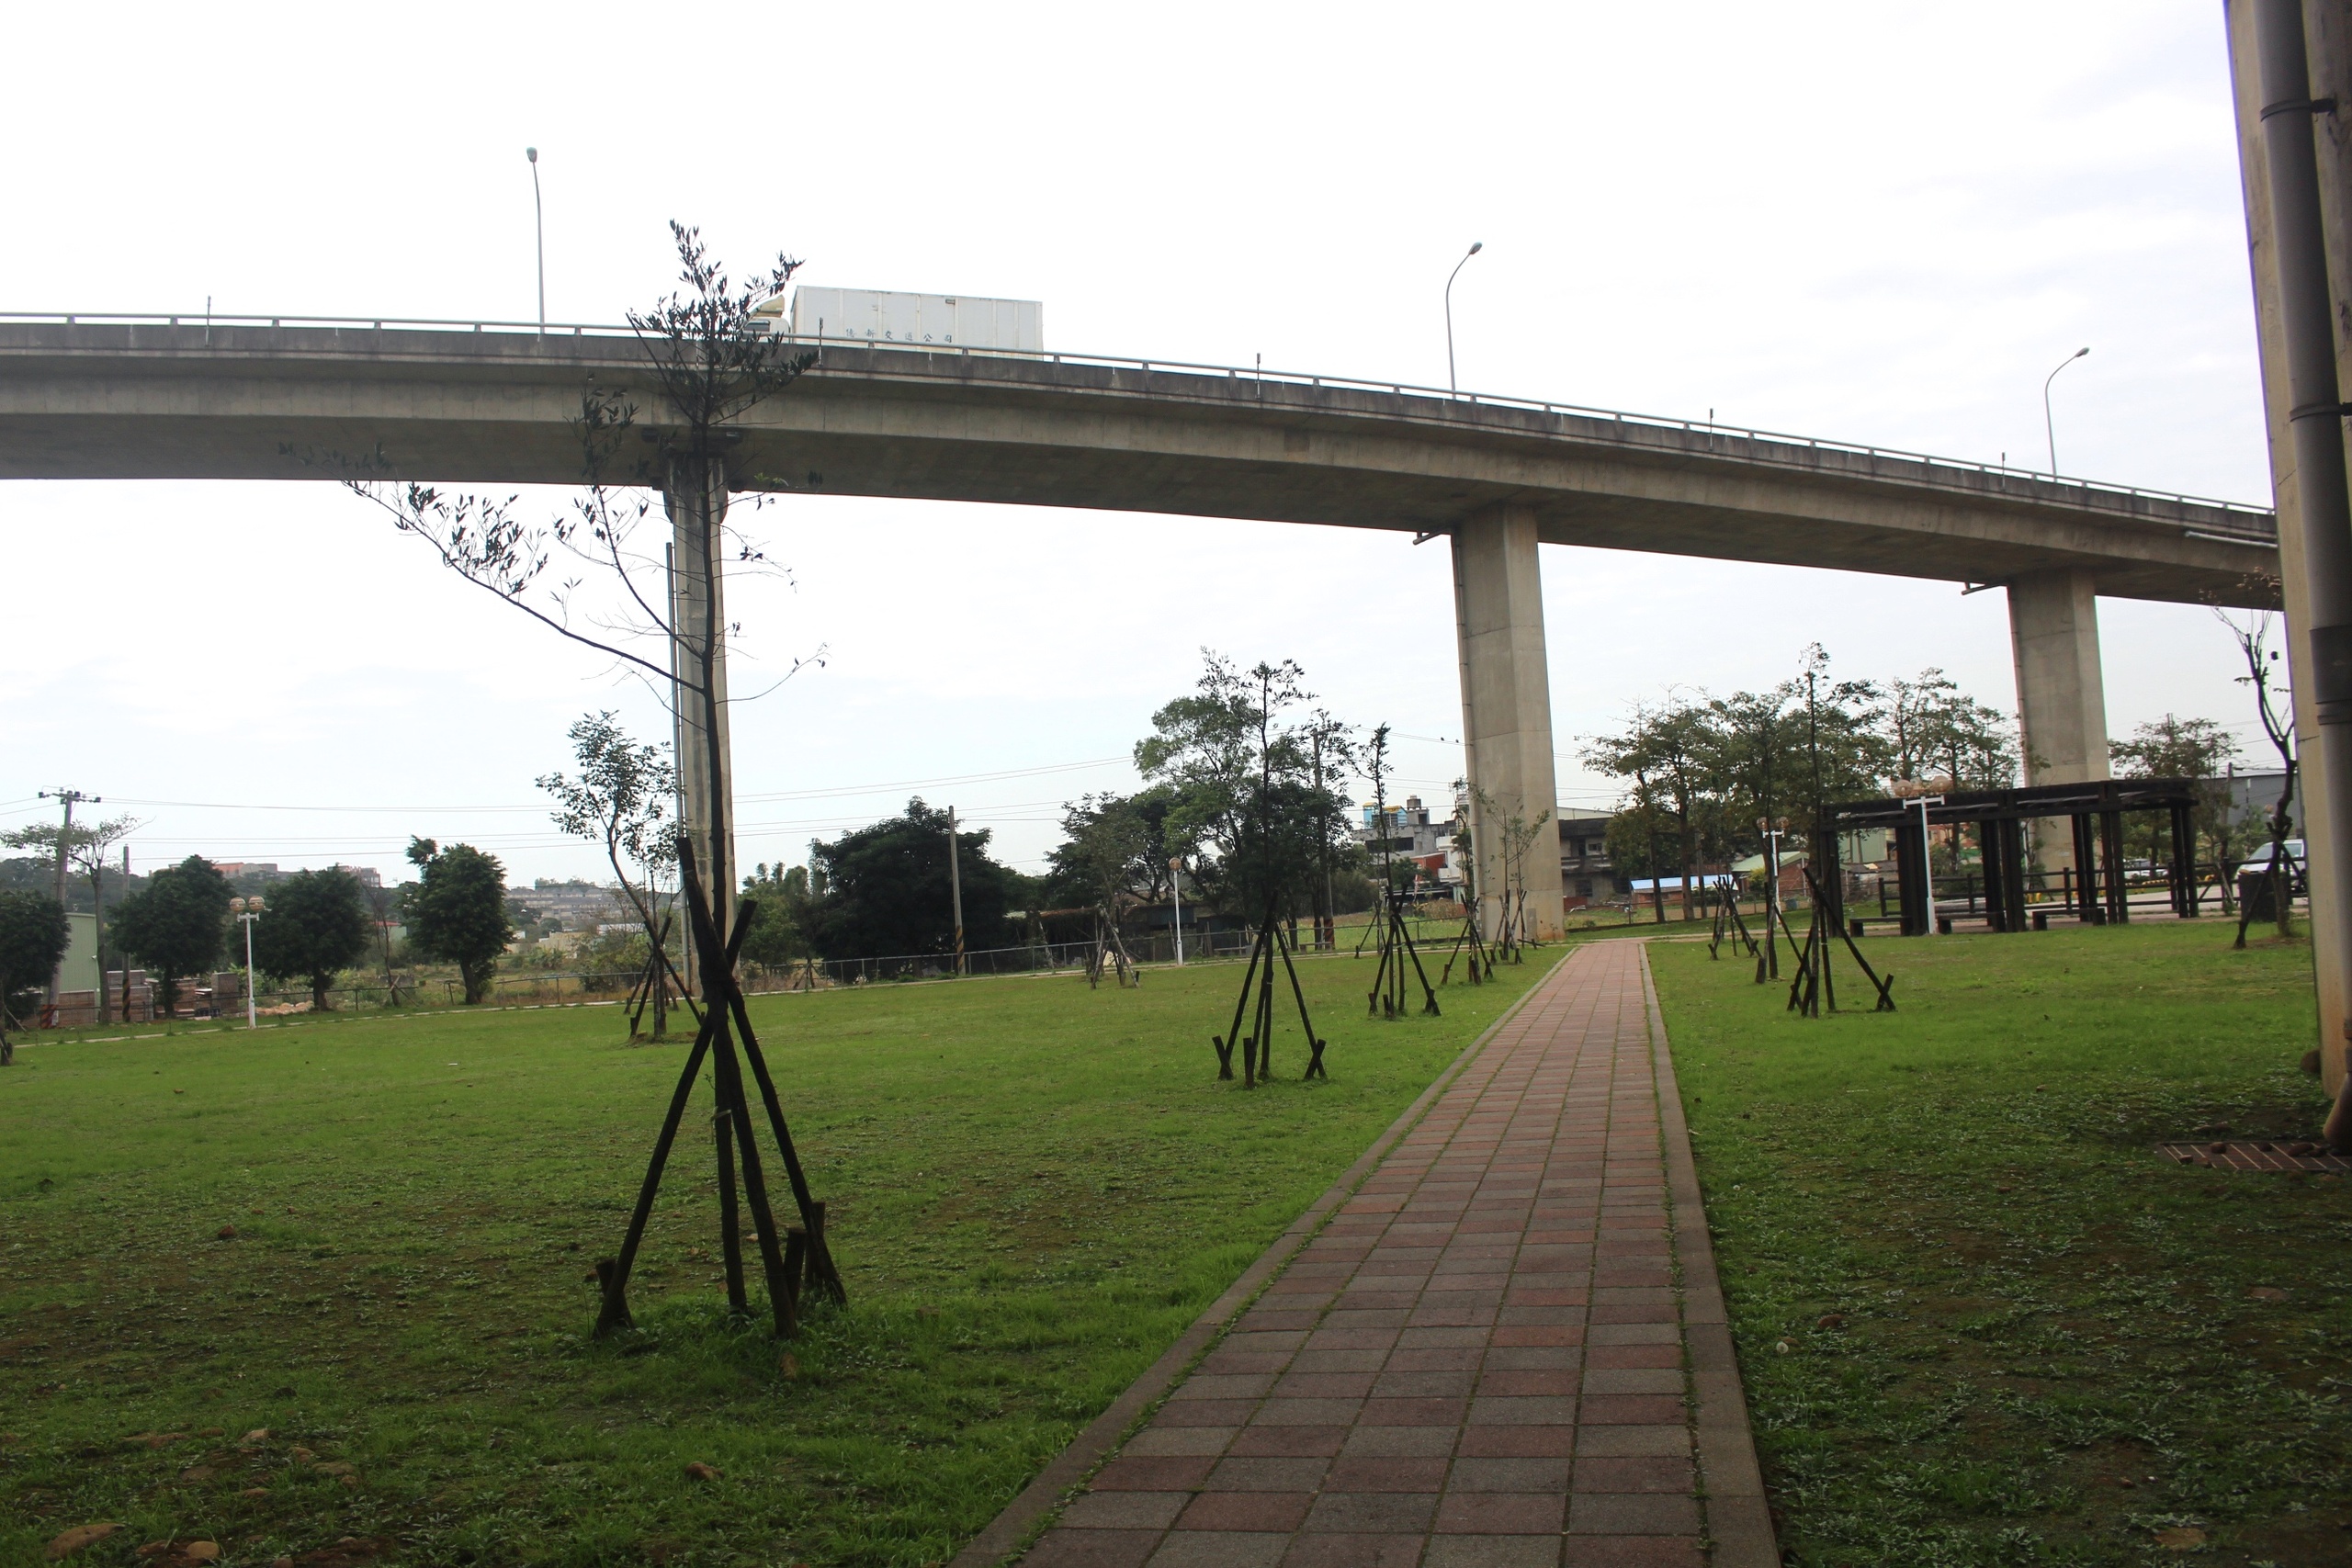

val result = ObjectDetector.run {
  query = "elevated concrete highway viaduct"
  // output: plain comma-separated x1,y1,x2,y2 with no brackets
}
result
0,320,2281,936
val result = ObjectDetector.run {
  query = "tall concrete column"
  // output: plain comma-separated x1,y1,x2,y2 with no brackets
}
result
2007,570,2111,788
2228,0,2352,1094
1452,502,1564,940
667,455,736,971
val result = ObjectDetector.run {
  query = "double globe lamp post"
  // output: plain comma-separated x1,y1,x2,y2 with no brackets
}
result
230,896,265,1029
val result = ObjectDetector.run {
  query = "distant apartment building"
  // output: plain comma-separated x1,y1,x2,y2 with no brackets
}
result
1556,814,1621,907
1354,795,1464,887
509,879,634,931
211,861,381,888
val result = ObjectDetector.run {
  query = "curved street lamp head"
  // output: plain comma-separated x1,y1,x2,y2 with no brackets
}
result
1445,243,1487,394
2043,345,2091,477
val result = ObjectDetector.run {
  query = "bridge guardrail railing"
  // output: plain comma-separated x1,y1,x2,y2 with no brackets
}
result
0,310,2276,538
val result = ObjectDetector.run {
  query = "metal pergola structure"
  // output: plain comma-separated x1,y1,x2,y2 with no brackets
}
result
1827,779,2202,936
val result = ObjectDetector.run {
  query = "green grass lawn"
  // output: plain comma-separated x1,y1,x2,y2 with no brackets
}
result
1654,920,2352,1568
0,946,1565,1568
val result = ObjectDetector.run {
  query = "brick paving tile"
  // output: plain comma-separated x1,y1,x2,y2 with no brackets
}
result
1022,1529,1162,1568
1012,942,1769,1568
1059,1493,1191,1531
1560,1540,1703,1568
1434,1491,1567,1534
1275,1532,1427,1567
1456,1456,1577,1493
1228,1425,1352,1458
1204,1456,1332,1493
1570,1456,1693,1494
1146,1530,1290,1567
1175,1492,1314,1532
1322,1455,1450,1492
1420,1539,1560,1568
1566,1493,1702,1534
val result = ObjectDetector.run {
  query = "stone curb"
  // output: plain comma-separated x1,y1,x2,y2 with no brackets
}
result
946,952,1566,1568
1638,939,1781,1568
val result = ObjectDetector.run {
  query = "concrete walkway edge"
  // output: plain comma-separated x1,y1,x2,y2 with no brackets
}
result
948,953,1570,1568
1637,942,1780,1567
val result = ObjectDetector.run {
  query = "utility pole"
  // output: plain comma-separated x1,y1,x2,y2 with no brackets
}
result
37,788,95,1002
947,807,966,976
1170,855,1186,964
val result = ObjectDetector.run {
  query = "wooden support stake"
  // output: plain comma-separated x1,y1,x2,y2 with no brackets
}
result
715,1106,748,1316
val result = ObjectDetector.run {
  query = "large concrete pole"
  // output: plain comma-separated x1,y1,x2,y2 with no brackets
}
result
2007,570,2112,787
2227,0,2352,1094
1452,502,1564,940
667,455,736,966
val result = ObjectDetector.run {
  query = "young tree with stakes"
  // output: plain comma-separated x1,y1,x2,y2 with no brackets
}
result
540,711,684,1039
335,225,823,983
1138,654,1340,1085
2218,607,2299,945
1361,725,1441,1018
329,225,841,1333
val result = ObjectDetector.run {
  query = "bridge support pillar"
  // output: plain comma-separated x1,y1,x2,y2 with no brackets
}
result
1453,502,1564,941
667,455,737,985
2007,569,2109,887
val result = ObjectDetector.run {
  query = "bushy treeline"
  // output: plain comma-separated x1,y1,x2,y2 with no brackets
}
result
735,653,1374,964
1583,659,2021,880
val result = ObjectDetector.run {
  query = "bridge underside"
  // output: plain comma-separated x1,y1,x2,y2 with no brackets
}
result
0,325,2278,609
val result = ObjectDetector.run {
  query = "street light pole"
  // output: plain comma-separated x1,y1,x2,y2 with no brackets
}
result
2042,346,2088,475
1912,795,1946,934
526,146,545,333
1444,242,1484,395
946,807,966,976
1170,856,1185,964
231,896,266,1027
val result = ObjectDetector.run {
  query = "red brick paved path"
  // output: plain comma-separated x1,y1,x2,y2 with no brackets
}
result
1013,939,1772,1568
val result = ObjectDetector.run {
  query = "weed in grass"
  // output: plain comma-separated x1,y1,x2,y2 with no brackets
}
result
1657,922,2352,1567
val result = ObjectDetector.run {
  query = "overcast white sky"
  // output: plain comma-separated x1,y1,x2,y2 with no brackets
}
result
0,2,2280,886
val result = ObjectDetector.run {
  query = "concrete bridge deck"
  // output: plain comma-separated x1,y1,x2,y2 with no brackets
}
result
0,316,2276,607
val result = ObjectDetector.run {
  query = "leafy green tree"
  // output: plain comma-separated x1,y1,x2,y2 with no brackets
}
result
1134,652,1351,921
800,801,1026,961
740,863,815,969
1044,792,1180,933
401,838,512,1004
2110,714,2242,869
1583,700,1718,918
107,855,232,1017
251,868,372,1011
541,712,682,1034
0,890,71,1056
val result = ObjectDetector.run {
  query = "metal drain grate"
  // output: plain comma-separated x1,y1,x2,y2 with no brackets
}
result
2158,1140,2352,1173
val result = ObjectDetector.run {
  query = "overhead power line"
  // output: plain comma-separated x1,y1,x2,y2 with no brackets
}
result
50,755,1136,819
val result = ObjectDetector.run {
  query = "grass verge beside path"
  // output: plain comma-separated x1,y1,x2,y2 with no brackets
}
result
0,944,1568,1568
1653,921,2352,1568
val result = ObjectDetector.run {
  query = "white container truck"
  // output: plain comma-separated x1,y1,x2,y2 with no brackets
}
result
766,287,1044,354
